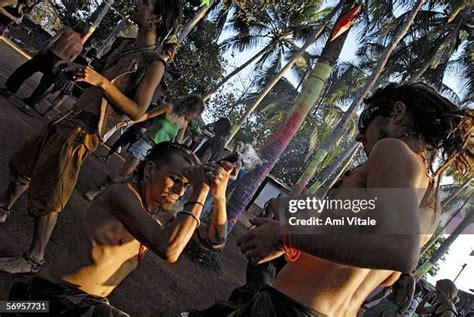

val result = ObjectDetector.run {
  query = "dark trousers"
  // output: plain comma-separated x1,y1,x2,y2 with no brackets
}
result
5,50,62,105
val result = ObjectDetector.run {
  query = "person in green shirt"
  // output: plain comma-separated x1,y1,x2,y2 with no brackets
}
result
84,95,204,201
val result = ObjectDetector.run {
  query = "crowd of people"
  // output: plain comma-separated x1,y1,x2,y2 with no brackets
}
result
0,0,472,316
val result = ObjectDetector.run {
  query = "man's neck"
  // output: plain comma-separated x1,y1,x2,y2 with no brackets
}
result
135,28,157,47
399,136,426,155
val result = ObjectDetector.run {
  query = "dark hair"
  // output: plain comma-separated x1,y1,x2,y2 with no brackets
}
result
213,118,231,137
172,95,205,118
364,83,473,178
137,141,199,180
153,0,183,40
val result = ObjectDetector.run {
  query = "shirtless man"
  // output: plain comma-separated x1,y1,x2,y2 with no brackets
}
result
0,0,183,274
235,83,473,316
1,21,88,108
9,141,231,315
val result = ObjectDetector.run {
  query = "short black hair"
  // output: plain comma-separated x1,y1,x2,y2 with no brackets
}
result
137,141,199,179
213,118,231,137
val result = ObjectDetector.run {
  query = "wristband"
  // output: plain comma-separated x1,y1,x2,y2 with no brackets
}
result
184,201,205,208
177,211,201,228
282,225,301,263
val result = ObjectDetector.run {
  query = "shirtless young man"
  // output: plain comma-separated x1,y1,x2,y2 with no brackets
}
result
235,83,473,317
9,141,231,316
1,21,88,108
0,0,183,274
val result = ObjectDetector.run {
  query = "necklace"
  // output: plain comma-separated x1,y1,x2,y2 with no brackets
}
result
117,43,158,60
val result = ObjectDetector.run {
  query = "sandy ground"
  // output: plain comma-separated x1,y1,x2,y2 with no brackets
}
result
0,39,247,316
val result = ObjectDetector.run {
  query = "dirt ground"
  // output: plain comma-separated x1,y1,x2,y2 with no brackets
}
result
0,39,248,316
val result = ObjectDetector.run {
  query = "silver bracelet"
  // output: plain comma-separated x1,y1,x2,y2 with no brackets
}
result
177,211,201,228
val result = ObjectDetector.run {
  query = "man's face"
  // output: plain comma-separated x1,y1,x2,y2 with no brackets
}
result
148,154,191,210
132,0,161,27
355,104,394,155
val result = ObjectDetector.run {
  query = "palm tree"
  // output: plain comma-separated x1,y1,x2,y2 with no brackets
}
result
290,0,426,195
223,2,343,137
422,207,474,269
310,141,362,196
202,1,336,103
225,1,360,232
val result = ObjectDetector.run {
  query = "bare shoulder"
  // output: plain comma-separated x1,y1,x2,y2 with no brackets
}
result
368,138,421,170
102,183,142,215
366,138,426,186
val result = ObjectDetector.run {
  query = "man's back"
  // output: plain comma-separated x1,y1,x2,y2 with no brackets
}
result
49,27,83,62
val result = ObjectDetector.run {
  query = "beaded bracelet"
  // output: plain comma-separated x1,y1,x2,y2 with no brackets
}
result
177,211,201,228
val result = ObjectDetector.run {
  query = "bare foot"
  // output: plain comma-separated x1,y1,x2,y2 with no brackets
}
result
0,255,44,274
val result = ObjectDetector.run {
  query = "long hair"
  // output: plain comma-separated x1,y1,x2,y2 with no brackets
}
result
364,83,473,178
364,83,473,221
172,95,205,118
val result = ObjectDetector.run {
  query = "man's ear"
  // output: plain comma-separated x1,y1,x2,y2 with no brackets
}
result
144,161,157,180
391,101,407,122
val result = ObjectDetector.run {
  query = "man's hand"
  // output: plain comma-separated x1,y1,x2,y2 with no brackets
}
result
184,165,211,191
237,218,285,265
203,162,232,201
13,16,22,25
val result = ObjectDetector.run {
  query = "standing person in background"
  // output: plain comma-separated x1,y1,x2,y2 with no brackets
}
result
417,279,459,317
0,21,89,110
84,95,205,201
195,117,231,163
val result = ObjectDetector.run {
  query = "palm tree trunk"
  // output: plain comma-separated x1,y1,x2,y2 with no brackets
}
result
424,207,474,266
83,0,115,43
312,142,361,196
290,0,426,195
420,193,471,256
203,41,277,101
441,178,472,208
178,0,216,43
225,1,344,144
225,2,357,233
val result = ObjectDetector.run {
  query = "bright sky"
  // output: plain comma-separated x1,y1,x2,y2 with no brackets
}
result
212,3,473,293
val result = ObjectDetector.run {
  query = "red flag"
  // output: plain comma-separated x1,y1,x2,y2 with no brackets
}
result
330,4,362,41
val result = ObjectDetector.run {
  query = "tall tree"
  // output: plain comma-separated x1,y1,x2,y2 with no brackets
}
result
290,0,426,195
218,2,342,128
225,2,360,232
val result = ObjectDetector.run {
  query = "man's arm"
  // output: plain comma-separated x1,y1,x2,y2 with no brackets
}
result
239,139,425,272
109,181,209,263
68,60,166,120
194,162,232,251
0,0,20,24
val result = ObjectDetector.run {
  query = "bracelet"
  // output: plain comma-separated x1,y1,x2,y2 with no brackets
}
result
184,201,205,208
282,225,301,263
177,211,201,228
